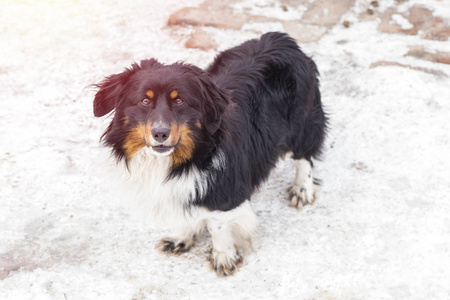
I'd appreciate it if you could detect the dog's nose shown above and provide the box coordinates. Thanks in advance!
[152,127,170,143]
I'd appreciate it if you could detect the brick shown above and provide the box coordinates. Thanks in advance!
[168,7,247,30]
[283,21,328,43]
[406,46,450,65]
[378,8,418,35]
[185,28,218,51]
[378,5,450,41]
[423,18,450,41]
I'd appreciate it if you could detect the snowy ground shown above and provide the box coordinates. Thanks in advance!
[1,0,450,299]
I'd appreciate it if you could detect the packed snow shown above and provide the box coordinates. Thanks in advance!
[1,0,449,299]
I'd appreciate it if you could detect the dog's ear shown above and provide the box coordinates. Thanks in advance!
[197,75,231,134]
[93,72,127,117]
[93,59,160,117]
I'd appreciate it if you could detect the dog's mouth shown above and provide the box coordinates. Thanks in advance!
[148,138,181,156]
[152,144,174,153]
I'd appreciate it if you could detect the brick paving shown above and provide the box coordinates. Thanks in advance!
[167,0,450,66]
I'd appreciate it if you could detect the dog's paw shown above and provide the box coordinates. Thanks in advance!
[210,249,243,277]
[156,238,192,255]
[289,182,316,209]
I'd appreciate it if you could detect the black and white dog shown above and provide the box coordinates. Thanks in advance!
[93,32,327,276]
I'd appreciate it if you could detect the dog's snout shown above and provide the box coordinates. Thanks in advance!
[152,127,170,143]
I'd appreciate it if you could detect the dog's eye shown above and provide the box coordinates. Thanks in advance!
[173,98,184,106]
[141,98,151,105]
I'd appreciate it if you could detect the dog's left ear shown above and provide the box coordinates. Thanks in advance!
[197,75,231,134]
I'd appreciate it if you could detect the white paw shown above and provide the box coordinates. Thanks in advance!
[289,182,317,209]
[210,249,243,277]
[290,158,318,209]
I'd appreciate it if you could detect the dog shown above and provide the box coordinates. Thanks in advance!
[93,32,327,276]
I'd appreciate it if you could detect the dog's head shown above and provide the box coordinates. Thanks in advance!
[94,59,230,166]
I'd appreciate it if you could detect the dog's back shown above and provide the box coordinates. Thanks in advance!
[208,32,325,158]
[199,32,326,209]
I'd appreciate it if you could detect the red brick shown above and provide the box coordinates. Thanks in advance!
[185,28,218,51]
[168,7,247,30]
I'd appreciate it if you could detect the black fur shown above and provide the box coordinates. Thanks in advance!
[94,32,327,212]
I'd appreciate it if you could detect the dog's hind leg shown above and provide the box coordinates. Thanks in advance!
[289,158,318,209]
[289,87,326,209]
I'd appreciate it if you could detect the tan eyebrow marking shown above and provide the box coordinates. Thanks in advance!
[170,90,178,99]
[146,90,154,99]
[123,115,130,126]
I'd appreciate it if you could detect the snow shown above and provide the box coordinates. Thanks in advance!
[391,14,414,30]
[232,0,308,21]
[1,0,450,299]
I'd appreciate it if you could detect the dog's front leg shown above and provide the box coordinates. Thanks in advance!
[206,201,258,277]
[156,227,196,255]
[208,221,243,276]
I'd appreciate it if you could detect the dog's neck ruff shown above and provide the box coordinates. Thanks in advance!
[118,147,208,227]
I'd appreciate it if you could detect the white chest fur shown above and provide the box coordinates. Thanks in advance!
[114,147,208,228]
[106,147,259,272]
